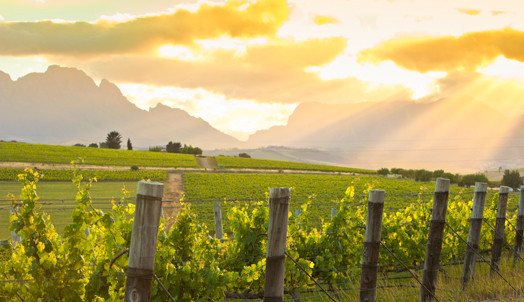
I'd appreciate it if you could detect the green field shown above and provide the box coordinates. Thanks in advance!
[183,172,472,208]
[0,142,377,173]
[0,168,167,181]
[215,155,376,173]
[0,142,198,167]
[0,181,139,240]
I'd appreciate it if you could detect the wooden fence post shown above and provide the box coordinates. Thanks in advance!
[420,178,450,302]
[461,182,487,287]
[264,188,291,302]
[490,186,510,274]
[213,203,224,240]
[124,181,164,302]
[360,189,385,302]
[331,207,337,219]
[514,185,524,265]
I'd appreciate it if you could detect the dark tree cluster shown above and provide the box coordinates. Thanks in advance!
[165,141,202,155]
[104,131,122,149]
[502,169,523,189]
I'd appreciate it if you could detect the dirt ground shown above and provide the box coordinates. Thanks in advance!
[162,172,185,230]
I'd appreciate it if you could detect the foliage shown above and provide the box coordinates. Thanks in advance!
[74,143,86,147]
[238,153,251,158]
[148,146,163,152]
[0,169,521,301]
[0,168,165,181]
[166,141,182,153]
[126,139,132,151]
[414,169,433,181]
[180,144,203,155]
[88,143,98,148]
[215,156,376,174]
[502,169,523,189]
[377,168,389,176]
[105,131,122,149]
[459,173,489,187]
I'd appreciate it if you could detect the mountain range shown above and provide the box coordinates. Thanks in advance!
[0,65,240,149]
[1,65,523,172]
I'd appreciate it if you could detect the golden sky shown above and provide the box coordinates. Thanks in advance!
[1,0,524,140]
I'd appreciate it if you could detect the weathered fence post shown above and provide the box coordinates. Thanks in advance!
[331,207,337,219]
[461,182,487,287]
[124,181,164,302]
[490,186,510,274]
[514,185,524,265]
[264,188,291,302]
[420,178,450,302]
[213,203,224,240]
[360,189,385,302]
[9,206,21,245]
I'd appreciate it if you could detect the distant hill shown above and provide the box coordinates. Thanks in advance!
[247,97,524,171]
[0,65,241,149]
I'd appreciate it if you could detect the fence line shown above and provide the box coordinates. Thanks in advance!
[3,180,524,301]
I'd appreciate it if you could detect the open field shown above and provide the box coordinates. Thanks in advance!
[2,173,521,240]
[0,181,139,239]
[485,167,524,181]
[0,142,377,173]
[0,142,198,167]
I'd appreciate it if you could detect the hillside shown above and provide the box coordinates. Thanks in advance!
[247,97,524,171]
[0,66,240,149]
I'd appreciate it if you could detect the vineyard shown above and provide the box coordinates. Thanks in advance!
[214,156,375,174]
[1,169,524,301]
[0,142,376,173]
[0,142,197,168]
[0,168,166,181]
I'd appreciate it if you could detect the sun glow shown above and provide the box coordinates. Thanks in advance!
[306,56,446,99]
[118,83,297,141]
[196,37,268,55]
[478,56,524,82]
[158,45,199,60]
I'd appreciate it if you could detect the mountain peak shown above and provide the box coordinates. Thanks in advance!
[0,71,12,82]
[0,66,241,149]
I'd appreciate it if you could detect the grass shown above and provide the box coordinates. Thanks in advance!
[0,142,198,168]
[0,181,140,240]
[0,168,167,181]
[215,155,376,174]
[286,255,524,301]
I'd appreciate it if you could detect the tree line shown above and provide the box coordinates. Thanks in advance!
[378,167,523,189]
[74,131,203,155]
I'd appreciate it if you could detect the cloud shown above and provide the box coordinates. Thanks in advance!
[358,28,524,73]
[71,37,401,105]
[0,0,289,56]
[458,9,480,16]
[314,15,339,25]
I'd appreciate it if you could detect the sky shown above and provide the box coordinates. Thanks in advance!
[1,0,524,140]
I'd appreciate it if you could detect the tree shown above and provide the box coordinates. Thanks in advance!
[105,131,122,149]
[238,153,251,158]
[377,168,389,176]
[180,144,202,155]
[127,138,133,151]
[414,169,432,181]
[166,141,182,153]
[88,143,98,148]
[459,173,488,187]
[502,169,523,189]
